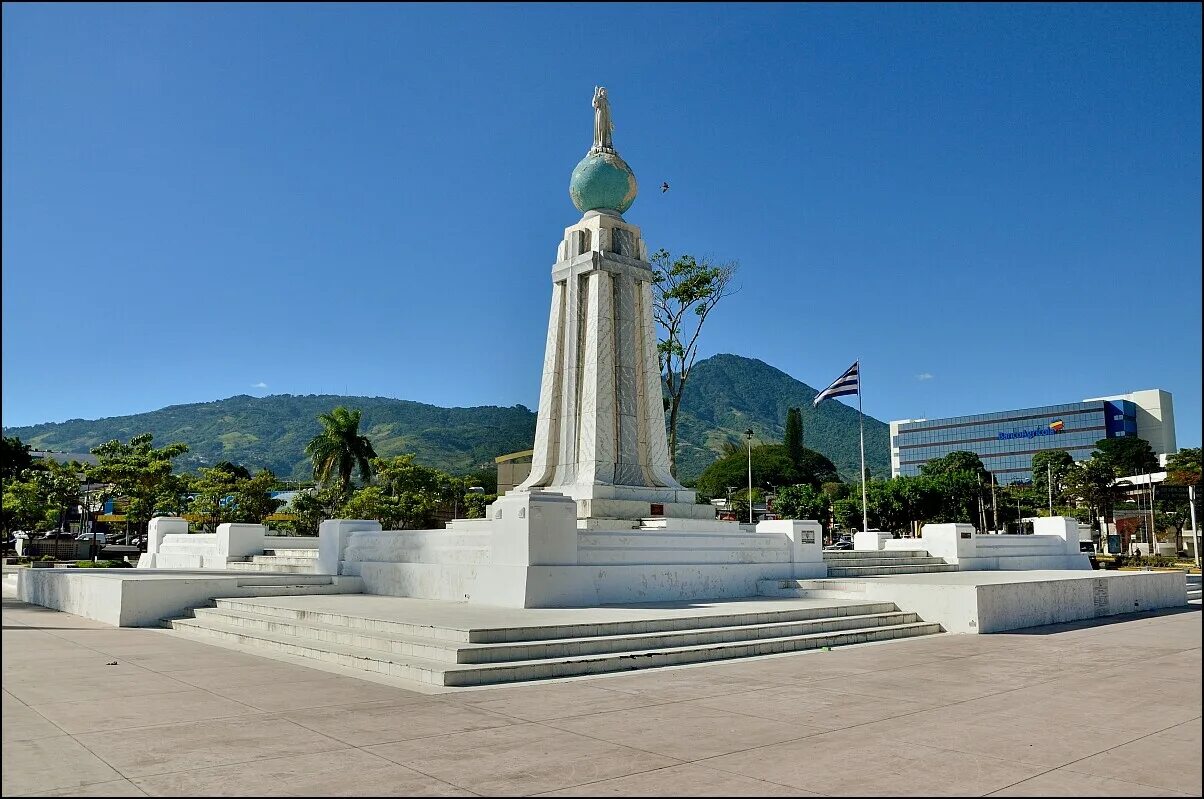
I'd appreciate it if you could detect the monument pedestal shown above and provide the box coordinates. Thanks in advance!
[515,208,699,521]
[854,529,894,551]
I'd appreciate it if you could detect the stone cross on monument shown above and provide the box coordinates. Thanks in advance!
[516,88,713,524]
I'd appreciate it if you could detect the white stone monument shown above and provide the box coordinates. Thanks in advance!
[515,104,712,523]
[318,88,826,606]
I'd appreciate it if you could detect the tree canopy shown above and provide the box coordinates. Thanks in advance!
[305,406,377,497]
[1165,447,1201,487]
[1091,437,1158,477]
[695,443,838,501]
[651,248,738,476]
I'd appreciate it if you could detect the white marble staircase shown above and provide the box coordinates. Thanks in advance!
[225,548,320,574]
[1187,574,1201,604]
[163,596,943,686]
[823,548,957,578]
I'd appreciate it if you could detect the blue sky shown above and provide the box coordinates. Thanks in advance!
[3,3,1200,447]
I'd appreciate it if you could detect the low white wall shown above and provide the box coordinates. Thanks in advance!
[324,492,828,607]
[857,571,1187,634]
[139,523,317,570]
[16,568,364,627]
[895,518,1091,571]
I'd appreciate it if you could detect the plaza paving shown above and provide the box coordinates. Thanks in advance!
[2,594,1200,797]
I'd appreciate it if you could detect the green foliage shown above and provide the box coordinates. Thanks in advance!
[86,434,189,533]
[191,464,284,529]
[774,483,827,521]
[1064,458,1118,521]
[461,493,497,519]
[1031,450,1075,506]
[1092,437,1158,477]
[1,436,35,481]
[695,444,838,501]
[277,485,345,536]
[2,475,57,533]
[919,451,990,482]
[783,408,803,466]
[651,249,739,475]
[305,407,377,494]
[1165,447,1202,487]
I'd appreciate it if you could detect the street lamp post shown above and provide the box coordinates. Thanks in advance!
[744,429,754,525]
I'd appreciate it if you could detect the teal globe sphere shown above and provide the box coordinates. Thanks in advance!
[569,151,638,214]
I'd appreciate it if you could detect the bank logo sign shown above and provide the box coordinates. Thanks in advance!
[999,419,1065,441]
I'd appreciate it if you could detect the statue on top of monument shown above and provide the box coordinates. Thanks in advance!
[591,86,615,154]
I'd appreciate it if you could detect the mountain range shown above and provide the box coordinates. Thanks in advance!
[4,354,890,484]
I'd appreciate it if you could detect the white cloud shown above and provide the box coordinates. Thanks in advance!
[252,382,268,389]
[916,373,933,381]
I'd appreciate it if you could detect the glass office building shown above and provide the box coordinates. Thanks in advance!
[889,390,1176,484]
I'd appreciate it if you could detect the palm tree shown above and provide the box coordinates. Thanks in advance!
[305,407,377,498]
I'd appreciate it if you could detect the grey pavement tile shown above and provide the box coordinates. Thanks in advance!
[702,726,1048,796]
[29,688,256,734]
[93,648,278,673]
[22,778,150,796]
[2,670,194,705]
[587,669,784,702]
[533,763,818,796]
[206,675,416,712]
[281,697,515,746]
[866,703,1148,768]
[949,685,1203,738]
[130,748,473,797]
[988,767,1195,796]
[165,661,350,690]
[1065,719,1204,796]
[2,698,65,742]
[696,683,939,730]
[546,699,819,760]
[73,715,351,778]
[365,721,679,796]
[808,669,1018,704]
[451,681,667,721]
[1,736,121,796]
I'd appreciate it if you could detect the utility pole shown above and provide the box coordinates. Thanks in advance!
[1147,470,1157,556]
[1047,462,1054,515]
[1189,484,1199,568]
[991,473,999,532]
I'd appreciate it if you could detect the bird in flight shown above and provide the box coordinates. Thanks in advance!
[661,182,670,193]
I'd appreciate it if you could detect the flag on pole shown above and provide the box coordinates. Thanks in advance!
[813,361,860,406]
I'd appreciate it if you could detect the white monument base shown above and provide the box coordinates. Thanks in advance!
[888,518,1091,570]
[854,529,894,551]
[323,491,827,608]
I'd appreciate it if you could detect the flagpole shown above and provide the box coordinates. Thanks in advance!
[857,360,868,534]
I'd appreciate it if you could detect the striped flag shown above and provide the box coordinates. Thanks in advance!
[813,361,859,406]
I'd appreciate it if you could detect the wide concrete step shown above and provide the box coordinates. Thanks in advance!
[758,579,870,599]
[263,548,319,558]
[820,557,948,568]
[224,562,321,574]
[209,597,900,643]
[823,549,931,560]
[165,616,943,686]
[183,606,920,664]
[249,555,319,566]
[826,564,959,578]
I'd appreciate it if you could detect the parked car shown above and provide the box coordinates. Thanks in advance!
[825,535,855,551]
[76,532,109,544]
[40,530,75,539]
